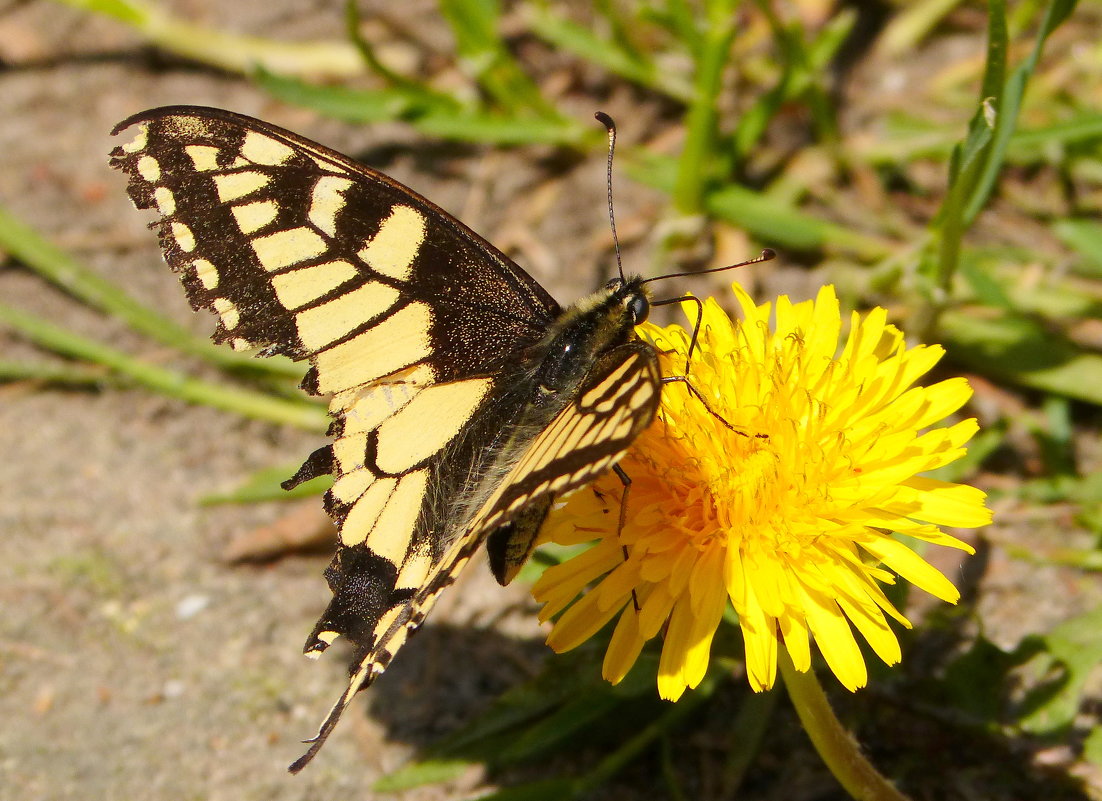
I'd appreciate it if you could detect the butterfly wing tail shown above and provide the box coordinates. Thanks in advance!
[289,602,414,773]
[288,683,355,773]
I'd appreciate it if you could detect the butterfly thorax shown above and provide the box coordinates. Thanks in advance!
[529,275,651,397]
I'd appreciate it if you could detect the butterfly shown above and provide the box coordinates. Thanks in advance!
[110,106,767,771]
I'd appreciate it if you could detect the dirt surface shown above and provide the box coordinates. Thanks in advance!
[2,3,1100,801]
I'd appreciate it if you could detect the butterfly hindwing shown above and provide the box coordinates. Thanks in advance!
[483,342,661,584]
[289,341,661,772]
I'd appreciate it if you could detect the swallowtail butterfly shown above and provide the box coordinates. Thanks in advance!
[110,106,761,771]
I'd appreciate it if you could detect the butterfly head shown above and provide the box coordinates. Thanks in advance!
[605,275,651,327]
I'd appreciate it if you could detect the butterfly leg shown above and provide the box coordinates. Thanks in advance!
[611,464,642,612]
[661,374,769,441]
[652,294,705,365]
[653,294,763,437]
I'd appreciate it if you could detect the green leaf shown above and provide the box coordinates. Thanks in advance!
[60,0,145,25]
[200,465,330,505]
[926,0,1005,293]
[414,111,586,146]
[1053,218,1102,278]
[941,309,1102,406]
[0,359,122,388]
[964,0,1081,221]
[439,0,555,116]
[257,68,584,146]
[473,779,582,801]
[671,2,737,215]
[704,184,888,257]
[626,151,889,257]
[56,0,362,78]
[1009,113,1102,156]
[525,7,691,101]
[1019,607,1102,735]
[0,304,327,430]
[942,636,1034,728]
[1083,726,1102,767]
[255,68,425,122]
[372,758,475,792]
[495,692,625,763]
[434,649,629,758]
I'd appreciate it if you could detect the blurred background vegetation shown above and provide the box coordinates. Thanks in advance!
[1,0,1100,799]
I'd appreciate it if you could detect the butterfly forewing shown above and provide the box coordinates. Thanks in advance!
[109,106,560,374]
[110,106,665,772]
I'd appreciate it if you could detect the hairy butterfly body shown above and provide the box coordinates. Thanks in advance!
[110,106,662,771]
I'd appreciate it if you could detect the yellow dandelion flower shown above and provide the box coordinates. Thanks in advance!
[532,284,992,701]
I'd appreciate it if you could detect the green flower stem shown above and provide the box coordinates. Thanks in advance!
[779,650,912,801]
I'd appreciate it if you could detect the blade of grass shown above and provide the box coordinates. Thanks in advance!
[55,0,362,78]
[719,689,779,797]
[201,464,330,504]
[1006,113,1102,157]
[963,0,1080,222]
[928,0,1007,297]
[1053,219,1102,278]
[414,110,587,146]
[732,7,852,160]
[575,678,713,795]
[524,5,693,101]
[627,150,891,257]
[495,692,624,763]
[257,69,586,146]
[641,0,702,57]
[0,304,327,430]
[468,679,714,800]
[705,184,891,258]
[0,359,123,388]
[255,68,428,122]
[593,0,657,77]
[0,206,302,380]
[473,779,581,801]
[856,111,1102,167]
[876,0,966,58]
[671,0,737,216]
[752,2,848,150]
[343,0,447,100]
[373,759,477,793]
[439,0,559,118]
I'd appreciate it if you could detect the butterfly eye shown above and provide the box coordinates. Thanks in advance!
[628,294,650,324]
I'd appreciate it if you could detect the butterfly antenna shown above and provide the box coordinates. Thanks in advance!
[642,248,777,287]
[595,111,626,282]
